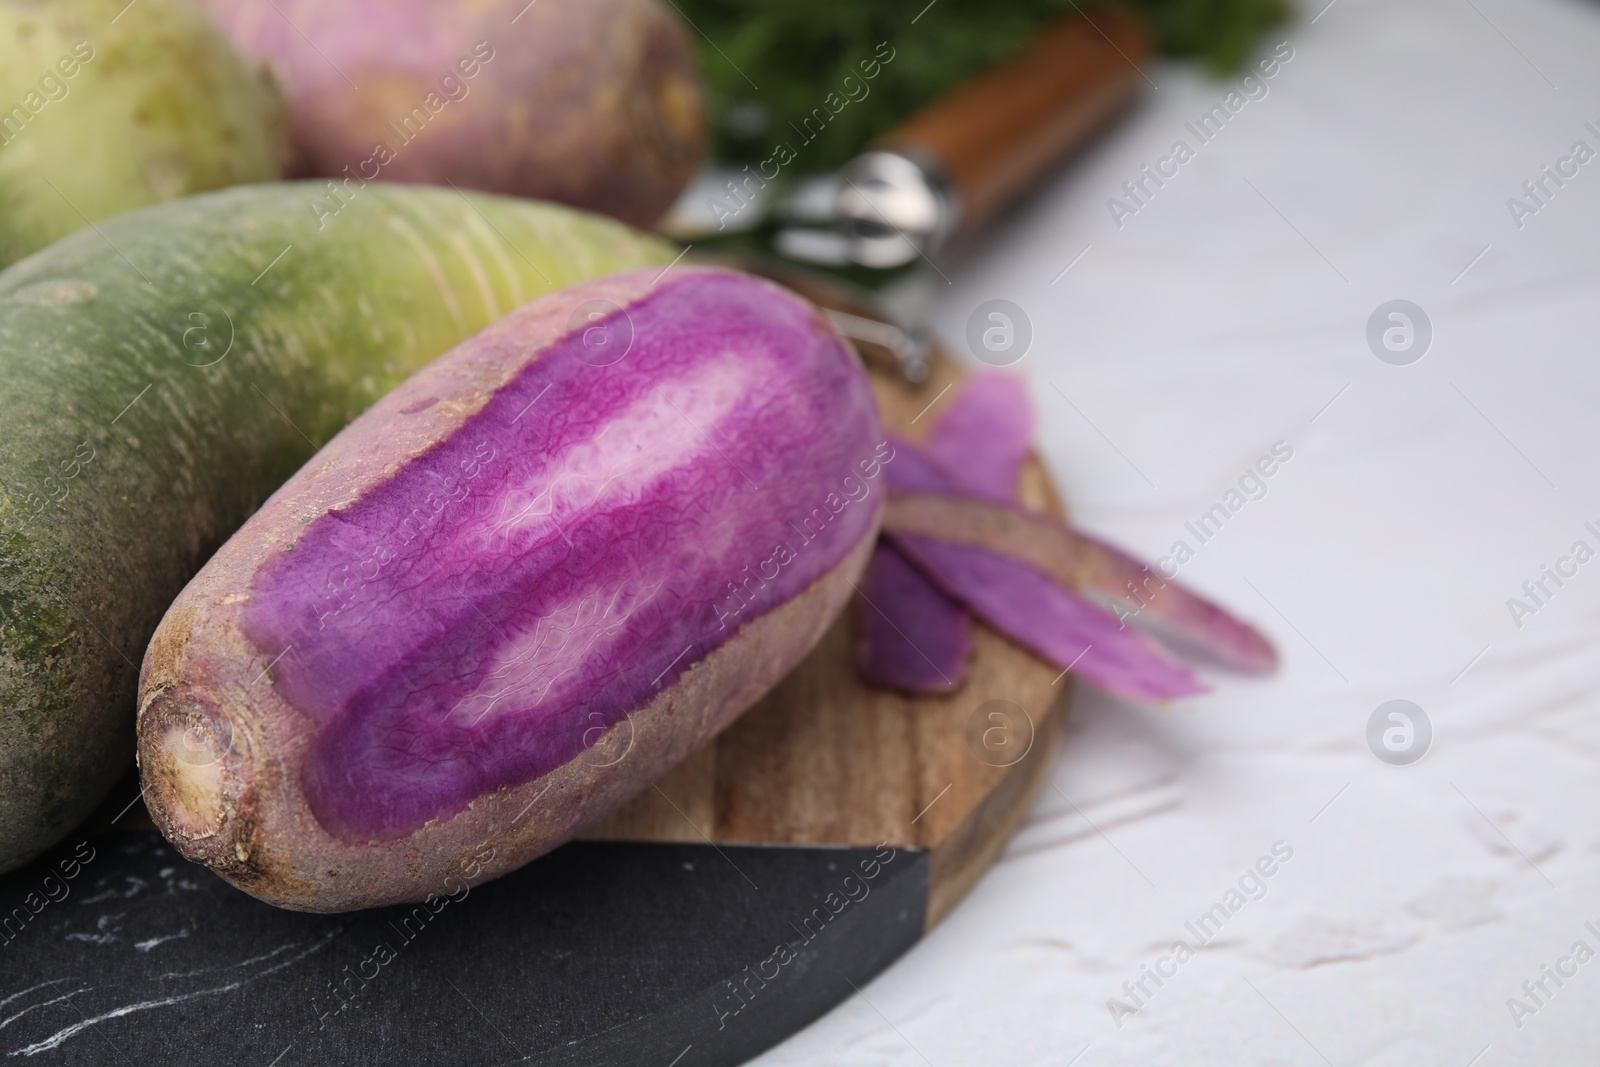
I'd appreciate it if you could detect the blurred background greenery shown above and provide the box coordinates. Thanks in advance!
[674,0,1291,169]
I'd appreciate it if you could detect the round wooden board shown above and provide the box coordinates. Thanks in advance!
[0,349,1071,1067]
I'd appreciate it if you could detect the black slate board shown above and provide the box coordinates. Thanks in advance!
[0,831,927,1066]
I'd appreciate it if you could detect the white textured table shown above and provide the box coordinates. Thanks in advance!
[755,0,1600,1063]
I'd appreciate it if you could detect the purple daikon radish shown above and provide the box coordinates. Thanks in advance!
[137,266,887,911]
[199,0,706,227]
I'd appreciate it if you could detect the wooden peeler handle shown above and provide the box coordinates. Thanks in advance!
[877,6,1151,236]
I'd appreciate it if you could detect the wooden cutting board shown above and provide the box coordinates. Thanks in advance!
[0,350,1071,1067]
